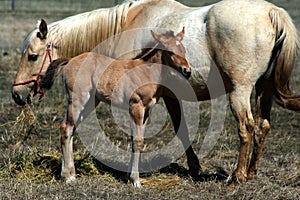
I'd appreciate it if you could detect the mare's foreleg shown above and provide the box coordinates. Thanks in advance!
[248,79,272,179]
[163,96,201,176]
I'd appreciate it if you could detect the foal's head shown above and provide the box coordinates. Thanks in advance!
[151,27,191,79]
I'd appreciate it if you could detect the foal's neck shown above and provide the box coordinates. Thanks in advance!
[134,42,165,65]
[141,50,163,64]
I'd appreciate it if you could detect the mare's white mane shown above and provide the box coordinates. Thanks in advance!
[22,1,134,57]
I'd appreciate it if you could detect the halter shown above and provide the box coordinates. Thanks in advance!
[12,44,52,99]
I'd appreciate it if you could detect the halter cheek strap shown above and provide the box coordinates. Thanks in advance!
[12,44,52,99]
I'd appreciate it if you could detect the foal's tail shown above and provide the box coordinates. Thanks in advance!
[268,7,300,112]
[41,58,70,90]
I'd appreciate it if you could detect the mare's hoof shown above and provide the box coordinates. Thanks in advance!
[227,181,238,190]
[247,170,256,180]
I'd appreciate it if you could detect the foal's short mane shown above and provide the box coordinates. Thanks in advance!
[134,30,176,61]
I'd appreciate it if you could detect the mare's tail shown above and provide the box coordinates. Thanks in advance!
[41,58,70,90]
[269,7,300,112]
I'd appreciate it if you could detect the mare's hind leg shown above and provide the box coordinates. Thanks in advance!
[229,86,255,185]
[248,79,272,179]
[163,96,201,176]
[128,99,145,188]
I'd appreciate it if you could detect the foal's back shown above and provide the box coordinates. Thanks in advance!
[63,52,160,105]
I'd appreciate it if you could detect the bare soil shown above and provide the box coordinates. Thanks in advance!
[0,0,299,199]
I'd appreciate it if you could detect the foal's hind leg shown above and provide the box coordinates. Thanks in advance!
[61,105,76,182]
[248,79,272,179]
[61,89,100,183]
[163,96,201,176]
[229,86,255,185]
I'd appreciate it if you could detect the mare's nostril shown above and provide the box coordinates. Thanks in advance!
[11,91,26,105]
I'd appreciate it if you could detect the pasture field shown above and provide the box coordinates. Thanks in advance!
[0,0,299,199]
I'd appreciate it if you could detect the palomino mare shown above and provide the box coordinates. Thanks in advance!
[40,28,191,187]
[12,0,300,186]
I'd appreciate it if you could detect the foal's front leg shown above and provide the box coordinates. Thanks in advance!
[129,100,145,188]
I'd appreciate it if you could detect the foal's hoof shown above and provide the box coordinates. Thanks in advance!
[65,176,76,183]
[132,181,142,188]
[129,178,142,188]
[129,173,142,188]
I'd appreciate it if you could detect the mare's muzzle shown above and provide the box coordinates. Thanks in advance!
[11,87,31,105]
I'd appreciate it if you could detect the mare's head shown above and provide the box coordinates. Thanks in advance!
[12,19,57,105]
[151,27,191,79]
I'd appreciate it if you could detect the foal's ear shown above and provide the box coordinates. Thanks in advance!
[37,19,48,40]
[175,27,185,41]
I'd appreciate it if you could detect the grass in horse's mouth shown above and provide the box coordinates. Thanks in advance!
[13,104,37,149]
[26,93,32,104]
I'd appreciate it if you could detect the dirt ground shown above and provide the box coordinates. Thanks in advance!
[0,0,299,199]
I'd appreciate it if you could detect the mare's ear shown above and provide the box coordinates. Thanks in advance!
[175,27,185,41]
[151,30,163,43]
[37,19,48,40]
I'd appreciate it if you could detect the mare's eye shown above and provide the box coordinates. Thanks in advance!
[28,54,39,61]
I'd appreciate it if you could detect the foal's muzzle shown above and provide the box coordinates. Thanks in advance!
[180,67,191,79]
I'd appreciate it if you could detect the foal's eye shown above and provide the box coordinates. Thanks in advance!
[28,54,39,61]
